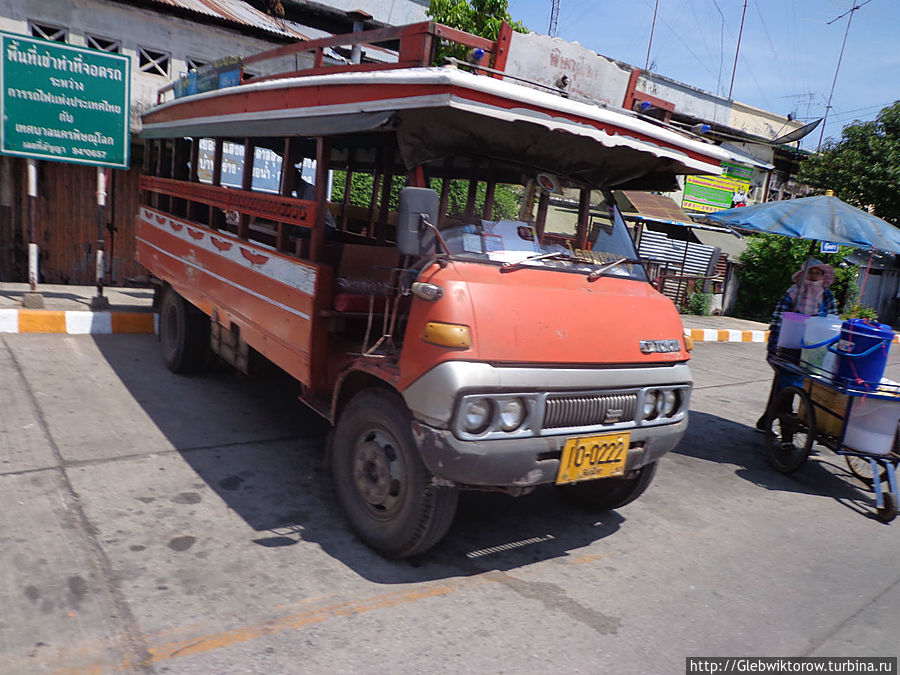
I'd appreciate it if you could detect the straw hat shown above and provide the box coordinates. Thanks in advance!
[791,259,835,287]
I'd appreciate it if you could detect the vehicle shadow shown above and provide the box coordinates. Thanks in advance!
[91,335,630,584]
[676,410,881,520]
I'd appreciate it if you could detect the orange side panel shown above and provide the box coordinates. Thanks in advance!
[136,207,326,386]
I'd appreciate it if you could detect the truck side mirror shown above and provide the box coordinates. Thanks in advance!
[396,187,439,256]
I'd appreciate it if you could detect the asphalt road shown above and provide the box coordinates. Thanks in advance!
[1,335,898,674]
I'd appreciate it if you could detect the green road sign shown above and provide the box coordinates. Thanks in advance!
[1,32,130,168]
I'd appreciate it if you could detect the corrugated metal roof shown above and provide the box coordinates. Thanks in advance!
[619,190,693,223]
[145,0,314,40]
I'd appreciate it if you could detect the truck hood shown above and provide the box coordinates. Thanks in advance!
[402,260,688,386]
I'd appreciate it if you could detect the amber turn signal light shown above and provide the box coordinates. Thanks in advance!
[422,322,471,349]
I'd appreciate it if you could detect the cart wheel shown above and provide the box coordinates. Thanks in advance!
[876,491,898,524]
[765,386,815,474]
[846,456,889,486]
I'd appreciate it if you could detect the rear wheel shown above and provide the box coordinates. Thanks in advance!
[331,389,458,558]
[556,461,658,511]
[159,287,210,373]
[764,386,815,474]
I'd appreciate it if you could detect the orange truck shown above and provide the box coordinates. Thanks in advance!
[136,22,725,557]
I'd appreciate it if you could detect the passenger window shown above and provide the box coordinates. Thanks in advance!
[250,147,283,194]
[220,141,244,189]
[197,138,215,184]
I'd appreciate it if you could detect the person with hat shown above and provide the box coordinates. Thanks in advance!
[755,259,838,430]
[766,259,837,358]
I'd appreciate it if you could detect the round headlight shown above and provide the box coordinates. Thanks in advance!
[642,390,659,420]
[497,397,526,431]
[659,390,679,417]
[462,398,493,434]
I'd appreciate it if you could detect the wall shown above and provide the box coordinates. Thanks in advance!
[636,72,731,126]
[729,100,804,142]
[505,31,633,107]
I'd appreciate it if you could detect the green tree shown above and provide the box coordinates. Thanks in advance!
[330,173,521,221]
[736,234,858,321]
[426,0,527,64]
[798,101,900,224]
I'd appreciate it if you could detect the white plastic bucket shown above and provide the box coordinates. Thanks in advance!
[800,315,842,373]
[777,312,808,363]
[843,393,900,455]
[777,312,808,349]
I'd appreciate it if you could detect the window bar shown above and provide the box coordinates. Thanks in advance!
[238,139,253,239]
[376,141,395,244]
[210,139,224,230]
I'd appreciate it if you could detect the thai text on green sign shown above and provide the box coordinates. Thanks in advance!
[682,162,753,213]
[1,32,130,168]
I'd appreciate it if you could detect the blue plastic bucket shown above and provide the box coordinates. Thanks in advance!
[830,319,894,384]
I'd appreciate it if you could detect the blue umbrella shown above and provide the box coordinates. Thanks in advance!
[703,195,900,254]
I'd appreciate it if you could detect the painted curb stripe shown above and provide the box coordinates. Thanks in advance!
[686,328,769,343]
[685,328,900,344]
[0,311,157,334]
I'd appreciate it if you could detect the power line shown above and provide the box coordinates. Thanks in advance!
[645,0,659,70]
[728,0,748,99]
[817,0,873,150]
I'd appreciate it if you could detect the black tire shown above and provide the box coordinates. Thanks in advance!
[331,389,458,558]
[764,386,815,474]
[876,491,898,524]
[556,461,658,511]
[159,287,210,374]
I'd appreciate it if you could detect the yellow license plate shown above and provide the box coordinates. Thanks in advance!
[555,432,630,485]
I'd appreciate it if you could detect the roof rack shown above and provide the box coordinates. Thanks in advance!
[157,21,513,104]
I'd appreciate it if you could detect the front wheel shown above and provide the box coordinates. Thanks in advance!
[331,389,458,558]
[555,461,658,511]
[764,386,815,474]
[846,456,888,486]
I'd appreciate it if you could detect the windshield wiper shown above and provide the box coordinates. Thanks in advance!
[587,257,642,281]
[500,251,586,272]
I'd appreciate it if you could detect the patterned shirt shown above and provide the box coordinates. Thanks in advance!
[767,288,837,357]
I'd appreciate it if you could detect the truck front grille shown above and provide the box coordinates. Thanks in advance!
[542,393,637,430]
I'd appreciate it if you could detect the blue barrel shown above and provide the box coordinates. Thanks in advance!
[831,319,894,383]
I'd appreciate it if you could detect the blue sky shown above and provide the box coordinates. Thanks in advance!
[506,0,898,149]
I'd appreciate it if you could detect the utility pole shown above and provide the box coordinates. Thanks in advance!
[728,0,748,99]
[645,0,659,70]
[817,0,871,150]
[549,0,560,37]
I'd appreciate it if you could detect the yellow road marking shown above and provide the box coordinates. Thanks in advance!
[19,309,66,333]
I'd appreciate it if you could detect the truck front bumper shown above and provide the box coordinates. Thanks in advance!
[411,415,688,488]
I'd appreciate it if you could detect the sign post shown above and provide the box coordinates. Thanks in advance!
[0,32,130,305]
[92,167,110,309]
[25,158,40,307]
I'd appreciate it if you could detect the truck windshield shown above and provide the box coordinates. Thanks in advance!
[439,202,648,282]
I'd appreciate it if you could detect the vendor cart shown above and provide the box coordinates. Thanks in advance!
[763,355,900,523]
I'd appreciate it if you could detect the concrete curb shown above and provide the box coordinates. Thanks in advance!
[685,328,769,343]
[0,309,158,335]
[685,327,900,344]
